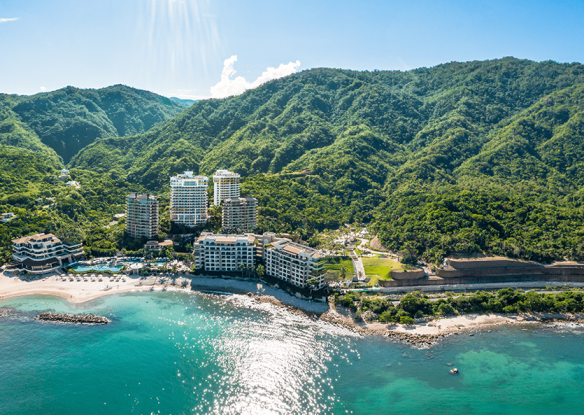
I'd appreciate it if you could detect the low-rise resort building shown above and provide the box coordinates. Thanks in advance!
[264,239,325,289]
[193,233,256,272]
[11,233,84,274]
[144,240,174,252]
[193,232,325,289]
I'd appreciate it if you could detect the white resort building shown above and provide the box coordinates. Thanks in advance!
[126,193,159,239]
[11,233,84,274]
[264,239,325,289]
[213,170,240,206]
[170,172,208,227]
[222,196,258,231]
[192,231,326,289]
[193,233,256,272]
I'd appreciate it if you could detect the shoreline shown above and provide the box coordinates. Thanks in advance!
[0,272,192,304]
[2,272,584,348]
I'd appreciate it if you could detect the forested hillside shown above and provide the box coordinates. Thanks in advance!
[0,85,187,163]
[4,57,584,264]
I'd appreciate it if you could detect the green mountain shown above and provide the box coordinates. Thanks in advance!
[1,85,187,163]
[6,57,584,264]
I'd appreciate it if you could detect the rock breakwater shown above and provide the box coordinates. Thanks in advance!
[36,313,110,325]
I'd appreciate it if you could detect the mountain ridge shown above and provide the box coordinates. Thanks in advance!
[4,57,584,263]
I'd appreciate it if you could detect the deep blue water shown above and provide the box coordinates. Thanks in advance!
[1,292,583,414]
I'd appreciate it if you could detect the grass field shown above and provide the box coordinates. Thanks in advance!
[323,257,355,279]
[362,256,403,286]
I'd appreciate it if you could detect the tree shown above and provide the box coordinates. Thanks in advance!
[256,264,265,280]
[238,263,246,277]
[340,266,347,279]
[306,277,320,293]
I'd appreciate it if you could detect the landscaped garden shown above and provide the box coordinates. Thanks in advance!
[323,257,355,281]
[362,255,404,286]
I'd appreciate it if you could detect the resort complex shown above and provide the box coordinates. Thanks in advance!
[4,167,324,289]
[213,169,240,206]
[170,172,209,227]
[126,193,159,239]
[10,233,84,274]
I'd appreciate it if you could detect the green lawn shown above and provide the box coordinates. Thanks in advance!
[323,257,355,279]
[362,256,403,286]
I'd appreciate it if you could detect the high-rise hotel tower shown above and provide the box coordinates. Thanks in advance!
[213,170,240,206]
[126,193,159,239]
[170,171,209,227]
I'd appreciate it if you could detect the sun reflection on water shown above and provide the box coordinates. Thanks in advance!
[173,293,356,414]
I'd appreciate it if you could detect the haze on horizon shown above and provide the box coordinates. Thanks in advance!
[1,0,583,99]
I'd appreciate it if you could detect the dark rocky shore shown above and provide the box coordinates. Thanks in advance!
[36,313,110,325]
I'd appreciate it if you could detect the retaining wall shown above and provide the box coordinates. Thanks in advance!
[437,266,584,279]
[447,258,540,269]
[390,270,425,280]
[379,272,584,288]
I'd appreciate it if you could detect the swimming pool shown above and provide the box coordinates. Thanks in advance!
[68,265,123,273]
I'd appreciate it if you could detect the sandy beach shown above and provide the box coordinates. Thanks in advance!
[364,314,516,335]
[0,271,329,313]
[0,271,192,304]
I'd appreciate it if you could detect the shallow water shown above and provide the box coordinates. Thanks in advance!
[1,292,583,414]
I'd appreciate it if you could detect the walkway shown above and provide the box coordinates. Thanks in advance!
[347,248,366,281]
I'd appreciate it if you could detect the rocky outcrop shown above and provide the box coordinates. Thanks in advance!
[369,236,388,251]
[36,313,110,325]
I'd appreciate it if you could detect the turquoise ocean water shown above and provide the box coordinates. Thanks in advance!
[1,291,584,415]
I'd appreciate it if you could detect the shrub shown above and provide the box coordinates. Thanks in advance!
[414,310,424,319]
[436,303,457,316]
[400,316,414,325]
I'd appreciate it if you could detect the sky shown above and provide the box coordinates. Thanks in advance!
[1,0,583,99]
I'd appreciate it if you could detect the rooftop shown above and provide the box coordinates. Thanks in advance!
[224,196,257,203]
[12,233,61,244]
[269,239,322,259]
[197,233,255,244]
[127,192,157,200]
[213,169,240,179]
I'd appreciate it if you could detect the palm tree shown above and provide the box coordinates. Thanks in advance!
[238,263,246,277]
[306,277,319,295]
[340,266,347,280]
[256,264,265,281]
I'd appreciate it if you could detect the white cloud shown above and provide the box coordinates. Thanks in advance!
[40,87,47,92]
[0,18,19,23]
[209,55,300,99]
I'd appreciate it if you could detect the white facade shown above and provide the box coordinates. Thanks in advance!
[170,172,208,227]
[264,240,325,289]
[193,233,256,271]
[11,233,84,274]
[213,170,240,206]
